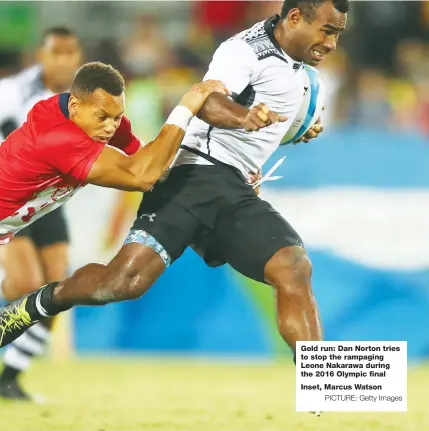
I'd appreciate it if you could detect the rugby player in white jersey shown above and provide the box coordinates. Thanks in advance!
[0,27,81,400]
[0,0,349,393]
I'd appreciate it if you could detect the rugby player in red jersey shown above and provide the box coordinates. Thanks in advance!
[0,61,229,246]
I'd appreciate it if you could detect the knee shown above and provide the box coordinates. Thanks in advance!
[90,263,149,304]
[265,246,312,292]
[116,267,148,301]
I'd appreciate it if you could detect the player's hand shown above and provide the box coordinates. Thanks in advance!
[247,170,262,195]
[241,103,287,132]
[294,115,325,144]
[180,80,230,115]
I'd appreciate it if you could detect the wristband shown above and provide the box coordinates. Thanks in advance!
[165,106,194,131]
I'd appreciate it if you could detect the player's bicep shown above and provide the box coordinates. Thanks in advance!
[204,39,258,96]
[86,145,140,191]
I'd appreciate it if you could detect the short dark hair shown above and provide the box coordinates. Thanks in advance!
[281,0,349,22]
[70,62,125,98]
[42,26,77,45]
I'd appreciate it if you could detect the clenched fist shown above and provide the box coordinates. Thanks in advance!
[240,103,287,132]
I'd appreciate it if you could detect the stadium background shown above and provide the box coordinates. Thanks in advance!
[1,0,428,361]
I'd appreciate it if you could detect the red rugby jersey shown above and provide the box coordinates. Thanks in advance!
[0,93,140,239]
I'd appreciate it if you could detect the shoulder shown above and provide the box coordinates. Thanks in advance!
[0,65,41,95]
[229,18,288,64]
[230,20,274,60]
[15,65,42,85]
[211,35,259,70]
[0,73,20,101]
[0,65,43,114]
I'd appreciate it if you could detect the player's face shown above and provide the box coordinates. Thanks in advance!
[69,89,125,143]
[39,35,81,92]
[287,2,346,66]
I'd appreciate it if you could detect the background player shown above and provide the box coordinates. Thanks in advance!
[0,26,81,401]
[0,0,348,373]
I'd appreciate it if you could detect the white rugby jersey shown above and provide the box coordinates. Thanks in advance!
[176,16,307,178]
[0,65,53,141]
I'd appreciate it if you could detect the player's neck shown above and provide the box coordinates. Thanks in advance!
[273,23,301,63]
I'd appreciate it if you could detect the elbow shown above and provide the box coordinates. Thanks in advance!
[133,171,161,193]
[128,159,166,192]
[130,176,155,193]
[139,181,155,193]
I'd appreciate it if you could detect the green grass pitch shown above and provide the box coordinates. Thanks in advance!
[1,358,428,431]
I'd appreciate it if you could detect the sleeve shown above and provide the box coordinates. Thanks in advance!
[39,126,105,183]
[203,38,260,96]
[108,115,141,156]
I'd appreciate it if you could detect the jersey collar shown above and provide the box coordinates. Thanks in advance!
[265,15,304,70]
[59,93,70,119]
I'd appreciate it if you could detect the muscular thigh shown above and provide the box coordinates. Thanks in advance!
[126,173,204,265]
[210,198,303,283]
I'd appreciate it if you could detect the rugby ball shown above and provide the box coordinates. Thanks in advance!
[280,65,325,145]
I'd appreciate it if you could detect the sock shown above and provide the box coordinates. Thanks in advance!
[0,322,50,382]
[24,282,70,321]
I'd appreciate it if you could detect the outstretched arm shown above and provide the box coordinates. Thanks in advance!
[86,80,229,192]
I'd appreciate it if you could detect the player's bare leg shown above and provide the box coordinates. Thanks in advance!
[54,243,164,306]
[264,245,323,359]
[36,241,69,332]
[0,243,165,347]
[0,238,43,398]
[1,238,43,301]
[0,240,69,400]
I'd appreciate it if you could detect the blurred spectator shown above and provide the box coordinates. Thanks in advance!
[395,39,429,86]
[417,82,429,137]
[193,1,253,43]
[318,48,349,128]
[1,2,428,136]
[388,76,419,133]
[90,38,127,79]
[122,15,171,78]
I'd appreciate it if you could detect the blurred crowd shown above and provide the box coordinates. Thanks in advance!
[0,1,428,140]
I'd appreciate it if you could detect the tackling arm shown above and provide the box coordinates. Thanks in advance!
[86,124,185,192]
[85,80,229,192]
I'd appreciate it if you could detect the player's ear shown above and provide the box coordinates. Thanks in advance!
[288,8,303,28]
[68,95,79,117]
